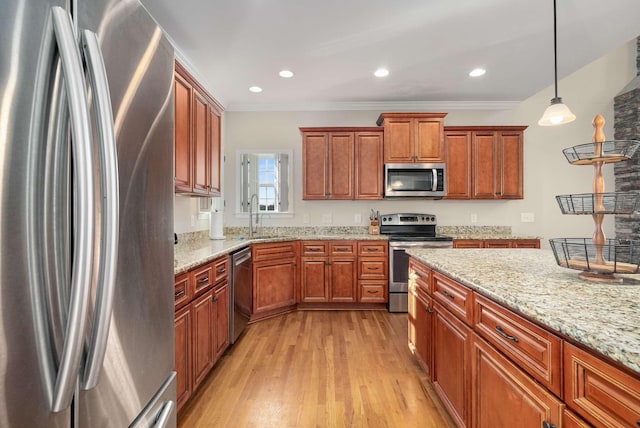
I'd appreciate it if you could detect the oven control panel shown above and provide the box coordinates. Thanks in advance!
[379,213,436,225]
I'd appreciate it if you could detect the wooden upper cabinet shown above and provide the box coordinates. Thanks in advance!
[354,131,383,199]
[192,90,209,195]
[301,127,382,200]
[328,132,354,200]
[208,107,221,195]
[444,130,472,199]
[376,113,447,163]
[174,61,223,196]
[444,126,526,200]
[302,132,328,200]
[174,72,192,193]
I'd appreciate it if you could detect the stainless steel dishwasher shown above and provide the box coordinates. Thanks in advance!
[230,246,252,344]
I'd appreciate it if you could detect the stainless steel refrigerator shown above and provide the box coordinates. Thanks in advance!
[0,0,176,426]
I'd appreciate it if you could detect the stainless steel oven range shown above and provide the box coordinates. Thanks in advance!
[380,213,453,312]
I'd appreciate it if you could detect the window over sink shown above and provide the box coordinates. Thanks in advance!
[236,150,293,216]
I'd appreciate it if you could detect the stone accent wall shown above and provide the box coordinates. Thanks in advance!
[613,37,640,241]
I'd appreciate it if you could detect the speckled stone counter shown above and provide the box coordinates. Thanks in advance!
[436,225,540,240]
[175,231,387,275]
[406,248,640,374]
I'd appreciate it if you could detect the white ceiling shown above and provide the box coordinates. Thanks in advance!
[140,0,640,111]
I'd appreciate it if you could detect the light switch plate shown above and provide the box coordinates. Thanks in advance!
[470,213,478,223]
[354,213,362,224]
[521,212,535,223]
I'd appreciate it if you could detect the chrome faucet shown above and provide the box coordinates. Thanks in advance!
[248,193,259,237]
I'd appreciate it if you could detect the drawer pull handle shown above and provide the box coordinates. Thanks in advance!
[367,267,378,270]
[335,247,349,251]
[495,325,519,343]
[441,290,455,299]
[367,290,379,294]
[197,277,209,283]
[366,247,377,251]
[426,307,434,314]
[309,248,321,251]
[175,289,185,298]
[216,267,226,273]
[542,422,556,428]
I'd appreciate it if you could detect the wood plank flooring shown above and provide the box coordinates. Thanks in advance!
[178,310,455,427]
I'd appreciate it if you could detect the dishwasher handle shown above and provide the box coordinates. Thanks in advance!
[233,248,252,266]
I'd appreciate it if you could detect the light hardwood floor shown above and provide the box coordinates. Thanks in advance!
[178,310,455,427]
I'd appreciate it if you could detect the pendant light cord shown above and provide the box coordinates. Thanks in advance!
[553,0,558,99]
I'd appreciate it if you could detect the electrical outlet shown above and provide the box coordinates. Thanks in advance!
[470,213,478,223]
[354,213,362,224]
[190,214,196,227]
[303,213,310,224]
[322,213,332,224]
[521,212,535,223]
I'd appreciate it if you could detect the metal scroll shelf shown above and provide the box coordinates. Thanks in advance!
[550,115,640,283]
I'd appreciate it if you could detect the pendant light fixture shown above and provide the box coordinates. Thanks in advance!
[538,0,576,126]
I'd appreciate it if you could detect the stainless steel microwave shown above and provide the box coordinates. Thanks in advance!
[384,163,446,198]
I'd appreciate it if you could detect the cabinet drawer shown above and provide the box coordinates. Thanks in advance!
[358,258,387,279]
[192,261,215,295]
[357,241,388,256]
[329,241,356,256]
[432,272,473,325]
[213,256,229,284]
[453,239,483,248]
[409,259,431,295]
[301,241,328,257]
[511,239,540,249]
[359,281,387,303]
[474,294,562,396]
[563,342,640,427]
[253,241,298,261]
[483,240,511,248]
[174,272,191,309]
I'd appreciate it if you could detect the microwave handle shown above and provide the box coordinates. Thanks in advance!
[432,169,437,191]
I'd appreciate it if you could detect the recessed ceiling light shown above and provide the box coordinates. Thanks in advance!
[279,70,294,78]
[469,68,486,77]
[249,86,263,93]
[374,68,389,78]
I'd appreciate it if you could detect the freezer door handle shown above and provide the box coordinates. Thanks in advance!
[153,401,176,428]
[79,29,120,391]
[40,7,96,413]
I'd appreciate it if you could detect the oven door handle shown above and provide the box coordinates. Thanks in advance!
[390,241,453,249]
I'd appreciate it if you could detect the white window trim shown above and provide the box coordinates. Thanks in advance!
[234,149,294,218]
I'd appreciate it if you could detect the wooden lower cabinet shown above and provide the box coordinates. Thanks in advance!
[252,242,298,319]
[174,305,192,411]
[408,289,434,379]
[192,290,215,389]
[300,258,328,302]
[213,282,230,361]
[563,342,640,427]
[471,335,564,428]
[453,239,540,249]
[433,301,472,428]
[300,257,356,303]
[562,409,591,428]
[329,258,357,302]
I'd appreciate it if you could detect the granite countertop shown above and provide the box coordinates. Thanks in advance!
[444,233,541,240]
[174,233,387,274]
[406,248,640,374]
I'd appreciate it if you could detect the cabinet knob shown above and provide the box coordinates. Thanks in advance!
[212,296,218,302]
[426,307,434,314]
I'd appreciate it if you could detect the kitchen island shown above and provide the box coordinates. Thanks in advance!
[406,248,640,427]
[406,248,639,373]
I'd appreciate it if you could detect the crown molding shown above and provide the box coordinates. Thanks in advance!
[225,100,521,112]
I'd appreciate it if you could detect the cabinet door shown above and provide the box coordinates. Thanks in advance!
[174,72,192,192]
[445,130,471,199]
[498,131,523,199]
[192,90,209,195]
[192,290,214,389]
[253,258,297,313]
[354,131,383,199]
[328,132,354,199]
[208,106,221,195]
[302,133,328,199]
[329,258,356,302]
[384,118,414,162]
[213,282,229,361]
[409,291,434,379]
[471,334,564,428]
[433,302,472,428]
[472,131,499,199]
[174,305,192,412]
[415,117,445,162]
[300,258,328,302]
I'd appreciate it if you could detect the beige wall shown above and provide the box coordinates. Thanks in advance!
[175,39,638,248]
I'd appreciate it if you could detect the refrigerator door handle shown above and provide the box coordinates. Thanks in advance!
[45,6,96,413]
[152,401,176,428]
[79,29,120,391]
